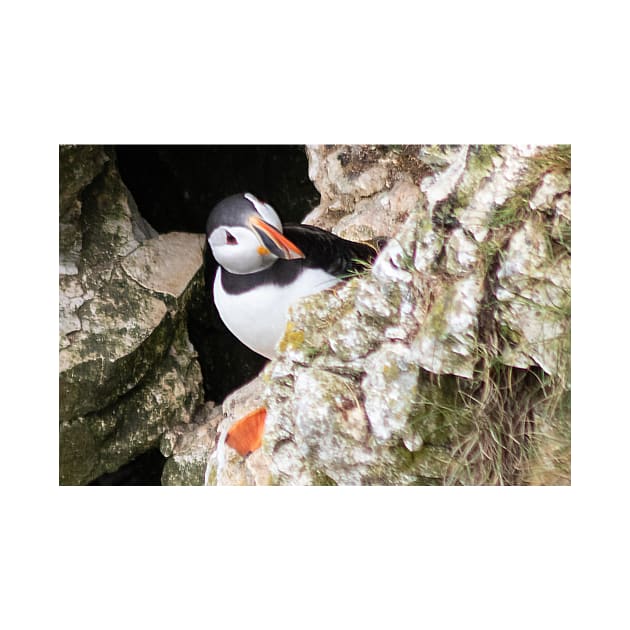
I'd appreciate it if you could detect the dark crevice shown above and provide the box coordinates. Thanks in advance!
[88,448,166,485]
[114,145,319,233]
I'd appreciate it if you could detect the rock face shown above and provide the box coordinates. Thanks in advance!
[206,144,571,486]
[59,146,205,485]
[161,401,222,486]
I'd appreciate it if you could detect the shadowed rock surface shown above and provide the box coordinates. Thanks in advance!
[59,147,204,485]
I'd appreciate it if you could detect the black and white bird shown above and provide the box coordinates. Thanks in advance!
[205,192,378,360]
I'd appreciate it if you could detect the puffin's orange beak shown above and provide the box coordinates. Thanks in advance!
[250,215,305,260]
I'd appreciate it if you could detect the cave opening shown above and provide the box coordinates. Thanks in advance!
[115,145,319,233]
[88,145,319,485]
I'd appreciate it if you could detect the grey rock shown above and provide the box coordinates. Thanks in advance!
[59,272,171,420]
[59,145,109,216]
[60,322,203,484]
[362,343,419,443]
[161,402,222,486]
[495,218,570,375]
[59,146,205,485]
[122,232,205,300]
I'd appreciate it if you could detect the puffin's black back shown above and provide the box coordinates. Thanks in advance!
[284,223,379,276]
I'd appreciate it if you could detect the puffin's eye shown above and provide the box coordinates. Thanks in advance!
[225,231,238,245]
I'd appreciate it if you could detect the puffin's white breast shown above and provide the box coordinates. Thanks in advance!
[213,266,338,359]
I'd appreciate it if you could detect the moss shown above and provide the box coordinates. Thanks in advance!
[498,322,522,346]
[59,290,174,420]
[382,361,400,381]
[454,186,472,212]
[409,445,452,479]
[386,444,451,484]
[468,144,501,175]
[488,186,537,234]
[489,196,528,230]
[406,374,471,446]
[278,321,305,353]
[422,284,453,340]
[161,452,208,486]
[59,418,99,484]
[384,280,403,312]
[310,469,338,486]
[205,466,217,486]
[476,237,503,274]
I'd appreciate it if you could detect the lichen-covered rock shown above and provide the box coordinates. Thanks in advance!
[60,325,203,484]
[207,145,571,486]
[303,145,431,233]
[495,218,570,375]
[59,272,171,420]
[59,146,205,485]
[362,343,419,445]
[332,179,422,242]
[59,145,109,217]
[161,402,222,486]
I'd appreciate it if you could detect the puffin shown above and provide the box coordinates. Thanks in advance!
[205,192,379,457]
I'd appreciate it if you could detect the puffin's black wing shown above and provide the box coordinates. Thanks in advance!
[283,224,379,277]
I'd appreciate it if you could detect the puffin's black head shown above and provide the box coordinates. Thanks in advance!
[205,193,304,275]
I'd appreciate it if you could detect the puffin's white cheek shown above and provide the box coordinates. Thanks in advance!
[208,225,278,274]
